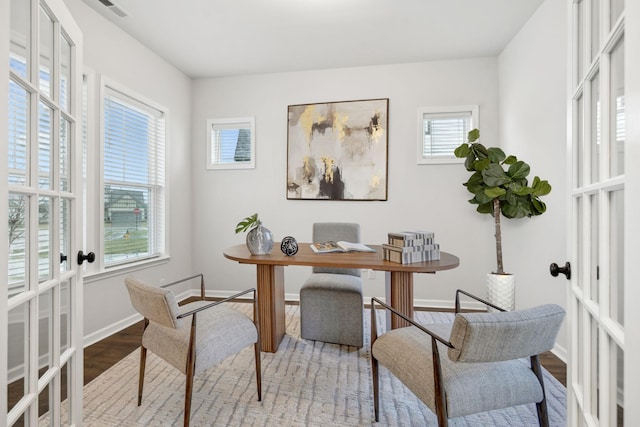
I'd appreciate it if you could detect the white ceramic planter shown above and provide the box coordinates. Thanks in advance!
[486,273,515,311]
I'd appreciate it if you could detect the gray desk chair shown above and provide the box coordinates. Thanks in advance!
[125,274,261,427]
[371,290,565,426]
[300,222,364,347]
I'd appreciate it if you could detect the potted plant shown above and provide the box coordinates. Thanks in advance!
[235,213,274,255]
[454,129,551,309]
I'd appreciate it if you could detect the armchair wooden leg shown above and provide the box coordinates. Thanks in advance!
[184,372,194,427]
[372,355,380,422]
[254,342,262,401]
[137,346,147,406]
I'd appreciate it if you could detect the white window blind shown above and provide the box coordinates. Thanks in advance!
[418,105,478,164]
[206,117,255,169]
[103,85,166,266]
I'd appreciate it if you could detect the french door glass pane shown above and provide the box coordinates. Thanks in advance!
[590,72,600,184]
[39,6,53,98]
[576,94,584,187]
[577,197,585,292]
[60,118,70,192]
[38,101,53,189]
[39,197,53,282]
[60,280,70,351]
[39,288,53,378]
[9,0,30,79]
[60,199,70,273]
[60,35,72,112]
[8,193,28,297]
[577,305,584,390]
[8,80,29,186]
[7,302,29,413]
[39,383,51,424]
[609,37,624,177]
[590,194,599,303]
[577,0,585,81]
[591,0,600,61]
[610,0,624,27]
[590,315,600,420]
[613,342,624,426]
[609,189,624,326]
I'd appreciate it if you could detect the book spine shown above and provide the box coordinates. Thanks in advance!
[387,237,434,247]
[383,248,441,264]
[382,243,439,253]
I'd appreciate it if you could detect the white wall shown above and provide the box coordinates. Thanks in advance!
[498,0,568,353]
[64,0,194,342]
[191,59,501,307]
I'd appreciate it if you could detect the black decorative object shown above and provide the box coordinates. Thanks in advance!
[281,236,298,256]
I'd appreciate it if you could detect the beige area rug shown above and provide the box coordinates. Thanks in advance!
[80,304,566,426]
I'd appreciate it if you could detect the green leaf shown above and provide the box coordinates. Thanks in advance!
[235,213,260,233]
[487,147,506,163]
[484,187,506,198]
[501,201,530,219]
[507,161,530,180]
[471,143,488,160]
[532,178,552,196]
[503,155,518,165]
[531,198,547,214]
[482,163,511,187]
[468,128,480,142]
[476,202,494,214]
[473,158,491,172]
[454,143,469,158]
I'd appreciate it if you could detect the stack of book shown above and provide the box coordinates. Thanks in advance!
[382,231,440,264]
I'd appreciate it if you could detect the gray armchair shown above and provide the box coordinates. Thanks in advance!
[371,290,565,426]
[300,222,364,347]
[124,274,261,427]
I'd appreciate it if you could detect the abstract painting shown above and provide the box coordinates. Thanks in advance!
[287,98,388,200]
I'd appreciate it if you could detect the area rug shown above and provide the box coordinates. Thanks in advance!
[80,304,566,426]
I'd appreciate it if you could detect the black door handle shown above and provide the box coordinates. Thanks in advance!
[60,253,68,264]
[550,262,571,280]
[78,251,96,265]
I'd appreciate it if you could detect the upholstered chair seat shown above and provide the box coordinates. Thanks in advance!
[125,274,261,427]
[300,222,364,347]
[371,290,565,426]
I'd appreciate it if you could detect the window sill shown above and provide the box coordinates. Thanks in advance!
[417,157,465,165]
[82,255,171,284]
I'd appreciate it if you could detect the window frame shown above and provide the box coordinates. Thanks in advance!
[82,75,169,278]
[206,117,256,170]
[417,105,479,165]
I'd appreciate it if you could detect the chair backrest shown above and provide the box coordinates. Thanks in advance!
[447,304,565,363]
[312,222,361,276]
[125,276,183,329]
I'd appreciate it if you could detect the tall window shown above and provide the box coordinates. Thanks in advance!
[102,84,166,266]
[417,105,478,164]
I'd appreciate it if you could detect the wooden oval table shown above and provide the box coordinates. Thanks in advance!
[224,243,459,352]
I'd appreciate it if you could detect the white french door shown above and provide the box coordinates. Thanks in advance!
[567,0,639,425]
[3,0,84,425]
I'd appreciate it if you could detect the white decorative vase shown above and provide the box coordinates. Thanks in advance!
[246,224,274,255]
[486,273,515,311]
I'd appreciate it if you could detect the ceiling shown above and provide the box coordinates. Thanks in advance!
[81,0,544,79]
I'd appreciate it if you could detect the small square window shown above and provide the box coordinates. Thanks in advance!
[206,117,255,170]
[417,105,478,164]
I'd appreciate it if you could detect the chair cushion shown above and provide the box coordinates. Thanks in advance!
[448,304,565,362]
[125,276,182,329]
[143,302,257,375]
[372,325,544,418]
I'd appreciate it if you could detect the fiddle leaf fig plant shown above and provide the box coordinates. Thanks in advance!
[454,129,552,275]
[235,213,261,234]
